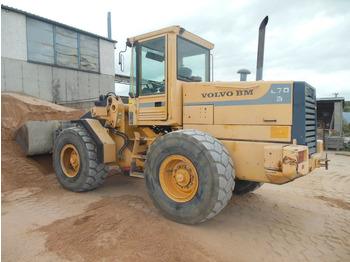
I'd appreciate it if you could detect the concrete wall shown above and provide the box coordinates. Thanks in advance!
[100,40,115,76]
[1,8,115,105]
[1,9,27,61]
[1,57,115,103]
[334,101,343,133]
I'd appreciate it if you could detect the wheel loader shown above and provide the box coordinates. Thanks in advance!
[15,19,328,224]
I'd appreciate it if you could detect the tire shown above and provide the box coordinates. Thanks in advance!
[145,129,235,224]
[53,126,109,192]
[233,180,263,195]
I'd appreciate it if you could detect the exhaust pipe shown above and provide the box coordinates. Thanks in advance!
[256,16,269,81]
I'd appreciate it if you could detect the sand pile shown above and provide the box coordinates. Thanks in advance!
[1,93,85,192]
[1,93,217,262]
[2,94,350,262]
[40,197,215,262]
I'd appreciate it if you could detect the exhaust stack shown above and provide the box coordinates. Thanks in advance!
[256,16,268,81]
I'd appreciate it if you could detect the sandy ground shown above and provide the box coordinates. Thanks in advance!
[1,93,350,262]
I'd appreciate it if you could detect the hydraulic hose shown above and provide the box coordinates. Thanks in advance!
[110,128,129,161]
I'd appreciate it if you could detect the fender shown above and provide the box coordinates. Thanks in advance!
[73,119,116,164]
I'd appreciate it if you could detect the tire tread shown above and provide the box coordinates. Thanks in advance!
[53,126,109,192]
[147,129,235,223]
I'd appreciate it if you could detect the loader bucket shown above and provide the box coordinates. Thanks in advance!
[15,120,60,156]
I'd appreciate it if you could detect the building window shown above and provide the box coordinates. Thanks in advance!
[26,17,99,72]
[56,27,78,68]
[80,34,99,71]
[26,18,54,64]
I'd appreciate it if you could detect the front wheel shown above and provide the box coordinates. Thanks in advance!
[53,126,109,192]
[145,130,235,224]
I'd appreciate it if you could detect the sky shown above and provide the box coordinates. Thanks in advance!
[2,0,350,100]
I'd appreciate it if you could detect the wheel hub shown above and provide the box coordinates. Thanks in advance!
[60,144,80,178]
[70,151,79,169]
[159,155,198,203]
[174,165,193,188]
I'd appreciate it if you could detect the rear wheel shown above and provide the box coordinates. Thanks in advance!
[53,126,109,192]
[233,180,263,195]
[145,129,235,224]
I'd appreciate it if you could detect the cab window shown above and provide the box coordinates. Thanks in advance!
[177,36,210,82]
[139,37,166,96]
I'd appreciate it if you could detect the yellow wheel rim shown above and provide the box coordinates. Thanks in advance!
[159,155,199,203]
[60,144,80,178]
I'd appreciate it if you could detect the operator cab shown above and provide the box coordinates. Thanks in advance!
[127,26,214,126]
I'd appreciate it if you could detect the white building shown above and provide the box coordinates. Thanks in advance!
[1,5,117,108]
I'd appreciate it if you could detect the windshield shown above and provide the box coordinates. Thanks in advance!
[177,36,210,82]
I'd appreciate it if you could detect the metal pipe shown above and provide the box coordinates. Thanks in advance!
[237,69,251,81]
[256,16,268,81]
[107,12,112,39]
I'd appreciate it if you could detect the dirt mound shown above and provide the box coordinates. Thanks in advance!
[40,198,216,262]
[1,93,85,192]
[2,93,84,141]
[2,93,350,262]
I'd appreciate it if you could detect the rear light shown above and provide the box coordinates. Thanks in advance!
[298,151,305,163]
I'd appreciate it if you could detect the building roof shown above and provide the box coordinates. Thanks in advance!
[317,97,345,103]
[1,4,117,43]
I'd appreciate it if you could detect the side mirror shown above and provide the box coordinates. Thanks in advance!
[119,53,125,72]
[119,44,128,72]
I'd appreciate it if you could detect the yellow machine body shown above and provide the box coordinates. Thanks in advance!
[83,26,327,184]
[181,80,326,183]
[16,24,330,224]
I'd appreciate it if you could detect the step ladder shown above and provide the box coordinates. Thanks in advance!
[129,132,158,178]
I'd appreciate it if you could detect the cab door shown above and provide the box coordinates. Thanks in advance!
[136,35,167,121]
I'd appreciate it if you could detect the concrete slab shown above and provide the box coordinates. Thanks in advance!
[4,58,23,93]
[99,76,109,96]
[89,73,100,100]
[99,40,115,76]
[1,58,6,92]
[65,70,79,101]
[78,71,89,100]
[38,65,53,101]
[23,62,39,98]
[1,9,27,61]
[52,67,66,103]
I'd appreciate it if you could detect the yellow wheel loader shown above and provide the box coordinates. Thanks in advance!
[16,18,328,224]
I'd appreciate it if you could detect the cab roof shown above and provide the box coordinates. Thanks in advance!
[127,26,214,50]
